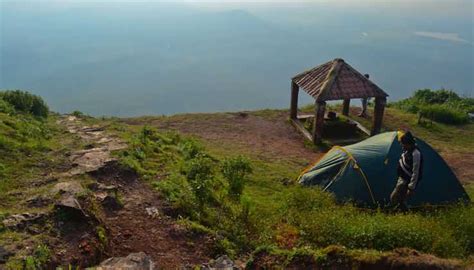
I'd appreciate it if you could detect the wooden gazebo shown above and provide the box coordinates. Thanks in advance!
[290,58,388,144]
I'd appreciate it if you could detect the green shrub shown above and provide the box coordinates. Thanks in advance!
[418,104,469,125]
[71,110,84,117]
[413,89,462,104]
[0,99,14,114]
[184,154,216,207]
[179,140,204,160]
[155,173,198,217]
[96,226,108,249]
[24,244,51,270]
[391,89,472,125]
[222,156,253,199]
[0,90,49,118]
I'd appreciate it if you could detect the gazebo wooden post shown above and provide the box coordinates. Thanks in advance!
[290,81,299,119]
[371,97,386,135]
[313,101,326,144]
[342,99,350,116]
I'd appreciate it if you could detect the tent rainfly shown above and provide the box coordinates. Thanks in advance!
[290,58,389,144]
[299,132,471,207]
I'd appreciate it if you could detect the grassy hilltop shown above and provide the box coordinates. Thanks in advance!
[0,90,473,269]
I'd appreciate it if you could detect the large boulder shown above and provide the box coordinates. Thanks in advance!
[54,194,90,221]
[97,252,154,270]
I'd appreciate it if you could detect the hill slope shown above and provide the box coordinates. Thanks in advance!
[1,105,473,269]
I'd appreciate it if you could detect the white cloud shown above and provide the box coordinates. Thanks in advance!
[414,31,468,43]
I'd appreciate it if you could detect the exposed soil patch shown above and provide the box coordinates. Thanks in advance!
[123,111,321,164]
[443,152,474,184]
[90,161,214,268]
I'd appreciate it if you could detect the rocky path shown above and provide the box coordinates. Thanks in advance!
[58,115,214,268]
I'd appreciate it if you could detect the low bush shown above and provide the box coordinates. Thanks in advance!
[418,104,469,125]
[71,110,84,117]
[222,156,253,200]
[0,90,49,118]
[0,99,14,114]
[183,153,216,207]
[391,89,472,125]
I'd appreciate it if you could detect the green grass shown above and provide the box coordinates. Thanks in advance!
[113,118,474,260]
[0,112,79,211]
[1,90,472,265]
[0,93,89,267]
[351,107,474,154]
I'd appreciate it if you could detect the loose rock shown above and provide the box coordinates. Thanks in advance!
[88,183,118,192]
[52,181,85,195]
[2,212,46,230]
[26,195,53,208]
[204,255,237,270]
[97,252,154,270]
[54,194,88,221]
[145,207,159,219]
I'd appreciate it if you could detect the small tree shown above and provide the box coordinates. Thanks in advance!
[222,156,252,200]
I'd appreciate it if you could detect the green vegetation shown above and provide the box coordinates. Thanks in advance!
[25,244,51,270]
[222,156,253,199]
[0,91,54,196]
[391,89,473,125]
[96,226,108,250]
[0,90,472,266]
[246,245,384,268]
[0,90,83,268]
[118,127,261,254]
[0,90,49,118]
[117,120,474,259]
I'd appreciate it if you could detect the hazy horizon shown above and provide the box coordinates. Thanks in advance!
[1,0,473,116]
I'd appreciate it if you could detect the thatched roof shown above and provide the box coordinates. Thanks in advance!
[292,58,388,101]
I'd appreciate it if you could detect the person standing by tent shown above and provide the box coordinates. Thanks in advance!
[390,131,423,211]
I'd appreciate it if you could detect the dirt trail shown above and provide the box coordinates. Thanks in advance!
[59,116,213,268]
